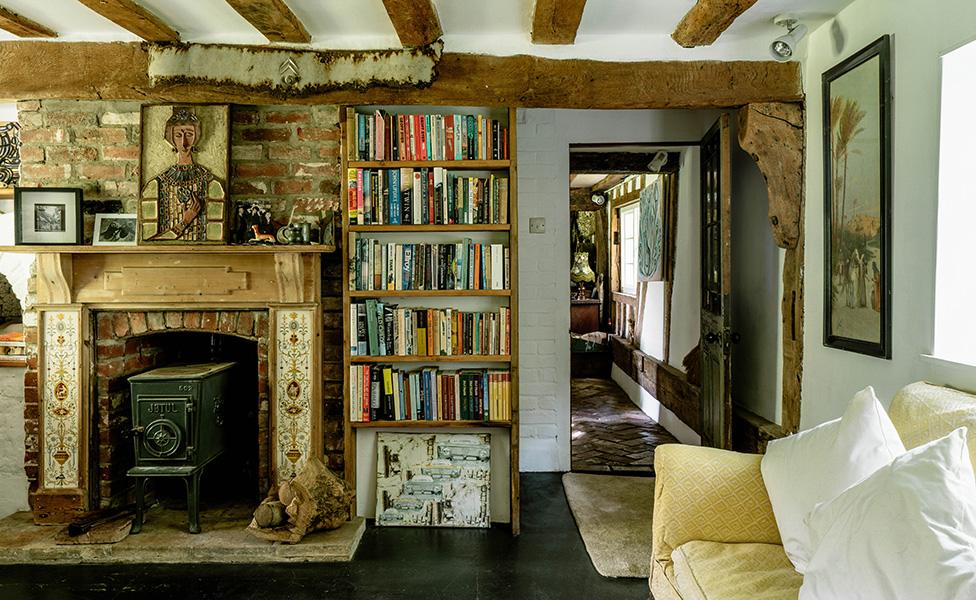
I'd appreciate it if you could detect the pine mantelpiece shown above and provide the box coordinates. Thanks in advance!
[17,247,331,306]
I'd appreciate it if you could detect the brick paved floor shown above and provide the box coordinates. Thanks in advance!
[571,377,679,474]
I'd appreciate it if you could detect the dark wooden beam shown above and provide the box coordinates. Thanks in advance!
[0,7,56,38]
[224,0,310,44]
[570,152,681,174]
[381,0,442,47]
[0,42,803,109]
[672,0,758,48]
[76,0,179,42]
[531,0,587,45]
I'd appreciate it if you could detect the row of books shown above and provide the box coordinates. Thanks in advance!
[351,301,511,357]
[349,236,509,291]
[350,365,512,423]
[350,111,509,162]
[346,168,509,226]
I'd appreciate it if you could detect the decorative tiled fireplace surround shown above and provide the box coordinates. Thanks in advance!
[23,250,330,523]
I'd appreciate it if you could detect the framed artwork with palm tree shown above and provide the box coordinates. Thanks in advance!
[822,35,892,358]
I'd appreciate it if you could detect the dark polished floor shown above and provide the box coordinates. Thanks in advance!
[571,378,678,474]
[0,474,649,600]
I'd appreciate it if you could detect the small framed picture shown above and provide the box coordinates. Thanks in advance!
[14,187,83,245]
[93,213,138,246]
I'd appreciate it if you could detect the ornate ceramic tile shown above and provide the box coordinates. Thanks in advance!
[274,308,314,483]
[41,310,81,489]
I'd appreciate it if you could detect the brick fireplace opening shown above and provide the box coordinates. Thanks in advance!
[91,310,270,509]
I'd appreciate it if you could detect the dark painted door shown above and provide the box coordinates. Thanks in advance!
[700,115,733,449]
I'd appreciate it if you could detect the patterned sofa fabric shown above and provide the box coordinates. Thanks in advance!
[671,541,801,600]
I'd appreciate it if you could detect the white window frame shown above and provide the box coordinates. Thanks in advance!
[619,201,640,295]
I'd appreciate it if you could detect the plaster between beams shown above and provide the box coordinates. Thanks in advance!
[148,42,442,94]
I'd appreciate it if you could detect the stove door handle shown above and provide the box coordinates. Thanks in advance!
[131,426,145,436]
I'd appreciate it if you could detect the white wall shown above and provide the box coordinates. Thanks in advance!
[799,0,976,428]
[518,108,716,471]
[730,119,785,425]
[0,367,28,517]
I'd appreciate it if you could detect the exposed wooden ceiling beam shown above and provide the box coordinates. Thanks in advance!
[76,0,179,42]
[672,0,758,48]
[0,6,57,38]
[381,0,442,47]
[0,42,803,109]
[224,0,310,44]
[531,0,587,45]
[570,152,681,174]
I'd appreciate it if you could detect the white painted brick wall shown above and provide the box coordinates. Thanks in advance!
[517,108,718,472]
[0,368,28,518]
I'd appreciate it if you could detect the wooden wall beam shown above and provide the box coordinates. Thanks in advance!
[76,0,179,43]
[224,0,310,44]
[736,102,805,434]
[0,42,803,109]
[531,0,587,45]
[672,0,758,48]
[0,7,56,38]
[737,102,804,249]
[381,0,442,47]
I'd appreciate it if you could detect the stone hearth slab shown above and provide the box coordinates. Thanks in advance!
[0,504,365,564]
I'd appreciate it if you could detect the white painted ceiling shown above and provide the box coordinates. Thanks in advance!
[0,0,855,61]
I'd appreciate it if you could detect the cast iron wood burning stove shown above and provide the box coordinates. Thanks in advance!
[127,362,236,534]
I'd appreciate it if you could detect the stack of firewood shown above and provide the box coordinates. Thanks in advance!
[247,457,355,544]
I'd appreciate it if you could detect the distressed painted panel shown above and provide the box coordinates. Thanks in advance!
[41,310,81,489]
[274,308,314,482]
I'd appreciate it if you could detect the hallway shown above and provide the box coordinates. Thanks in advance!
[571,378,678,474]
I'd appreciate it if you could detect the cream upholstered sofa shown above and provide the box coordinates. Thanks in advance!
[649,381,976,600]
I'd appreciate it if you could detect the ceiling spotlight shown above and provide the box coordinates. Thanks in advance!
[770,14,807,62]
[590,193,606,206]
[647,151,668,173]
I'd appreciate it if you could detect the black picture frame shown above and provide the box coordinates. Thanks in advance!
[13,187,84,246]
[822,35,892,358]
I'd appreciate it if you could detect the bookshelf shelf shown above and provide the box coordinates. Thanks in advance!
[349,224,510,233]
[348,289,510,298]
[351,355,511,363]
[342,106,520,535]
[351,420,513,429]
[348,159,510,169]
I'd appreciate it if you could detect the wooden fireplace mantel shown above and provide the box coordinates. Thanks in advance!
[25,244,331,522]
[19,247,331,306]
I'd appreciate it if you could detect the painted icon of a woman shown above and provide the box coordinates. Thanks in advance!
[142,106,225,241]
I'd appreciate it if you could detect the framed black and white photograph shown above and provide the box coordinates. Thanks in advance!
[822,35,892,359]
[93,213,137,246]
[14,187,83,245]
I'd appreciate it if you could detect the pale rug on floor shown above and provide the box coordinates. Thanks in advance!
[562,472,654,578]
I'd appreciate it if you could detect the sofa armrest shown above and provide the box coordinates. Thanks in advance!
[652,444,781,565]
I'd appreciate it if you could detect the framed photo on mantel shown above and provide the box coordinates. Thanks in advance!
[822,35,892,359]
[14,187,83,245]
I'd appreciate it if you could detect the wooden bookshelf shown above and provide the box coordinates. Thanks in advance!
[349,224,510,233]
[348,289,510,298]
[351,420,513,429]
[351,355,511,363]
[341,106,520,534]
[348,159,510,169]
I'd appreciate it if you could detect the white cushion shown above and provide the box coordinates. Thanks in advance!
[761,386,905,572]
[800,428,976,600]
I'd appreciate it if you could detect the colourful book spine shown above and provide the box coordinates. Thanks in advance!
[390,168,401,224]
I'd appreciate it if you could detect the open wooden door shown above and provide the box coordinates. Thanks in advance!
[699,115,733,449]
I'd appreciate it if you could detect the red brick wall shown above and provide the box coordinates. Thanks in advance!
[18,101,345,501]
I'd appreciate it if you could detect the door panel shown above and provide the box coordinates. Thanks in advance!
[700,115,732,449]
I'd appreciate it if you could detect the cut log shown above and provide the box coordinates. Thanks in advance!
[247,457,354,544]
[253,500,287,529]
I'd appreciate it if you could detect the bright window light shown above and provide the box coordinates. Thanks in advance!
[619,202,640,295]
[934,39,976,365]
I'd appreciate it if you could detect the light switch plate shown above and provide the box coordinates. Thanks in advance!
[529,217,545,234]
